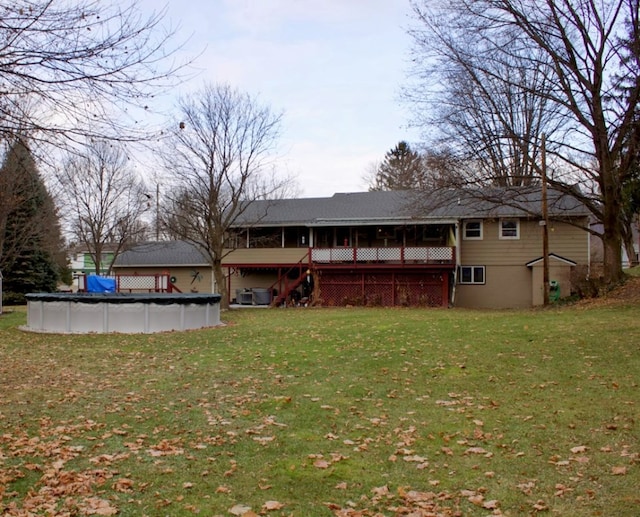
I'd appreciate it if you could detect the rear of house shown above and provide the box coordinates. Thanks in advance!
[113,188,591,309]
[456,217,588,308]
[222,188,590,309]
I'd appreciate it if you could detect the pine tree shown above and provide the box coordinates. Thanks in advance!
[1,138,65,303]
[369,141,426,191]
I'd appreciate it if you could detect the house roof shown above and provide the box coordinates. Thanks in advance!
[67,242,121,255]
[233,187,590,227]
[114,240,209,268]
[526,253,578,267]
[113,188,590,268]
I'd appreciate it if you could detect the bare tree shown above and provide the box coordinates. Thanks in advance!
[0,1,186,272]
[159,83,291,308]
[56,141,149,274]
[0,0,185,148]
[408,0,640,284]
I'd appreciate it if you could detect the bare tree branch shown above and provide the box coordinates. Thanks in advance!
[407,0,640,283]
[0,0,189,149]
[159,83,293,308]
[54,140,149,274]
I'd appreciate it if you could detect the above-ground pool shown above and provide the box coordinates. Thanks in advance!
[24,293,222,334]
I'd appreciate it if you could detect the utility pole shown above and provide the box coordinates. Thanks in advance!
[541,134,549,306]
[156,182,160,241]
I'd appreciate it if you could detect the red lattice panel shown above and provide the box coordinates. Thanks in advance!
[317,271,446,307]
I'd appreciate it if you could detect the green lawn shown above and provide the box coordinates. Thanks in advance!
[0,302,638,516]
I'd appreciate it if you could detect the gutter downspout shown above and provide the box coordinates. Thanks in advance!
[452,221,461,306]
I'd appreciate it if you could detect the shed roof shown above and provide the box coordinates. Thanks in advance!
[114,240,208,268]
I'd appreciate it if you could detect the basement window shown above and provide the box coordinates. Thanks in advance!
[459,265,485,285]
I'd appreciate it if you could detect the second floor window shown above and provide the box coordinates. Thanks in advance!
[463,220,483,240]
[499,219,520,239]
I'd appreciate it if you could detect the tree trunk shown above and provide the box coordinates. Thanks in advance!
[601,185,625,284]
[212,259,229,310]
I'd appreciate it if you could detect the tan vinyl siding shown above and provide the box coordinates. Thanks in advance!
[456,217,589,309]
[460,218,589,266]
[222,248,310,266]
[456,265,532,309]
[228,271,281,303]
[114,267,214,294]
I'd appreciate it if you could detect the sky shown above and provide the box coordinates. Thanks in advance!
[139,0,423,198]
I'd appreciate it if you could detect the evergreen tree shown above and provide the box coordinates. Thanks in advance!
[369,141,427,191]
[1,138,65,303]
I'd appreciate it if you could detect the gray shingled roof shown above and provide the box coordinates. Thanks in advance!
[114,188,590,268]
[114,240,208,267]
[233,187,590,227]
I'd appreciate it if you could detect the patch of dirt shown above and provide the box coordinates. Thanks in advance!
[574,275,640,307]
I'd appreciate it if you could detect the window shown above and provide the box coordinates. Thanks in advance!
[499,218,520,239]
[249,227,280,248]
[423,225,445,243]
[463,220,483,240]
[459,266,485,284]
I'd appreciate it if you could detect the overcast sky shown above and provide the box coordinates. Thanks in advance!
[140,1,422,198]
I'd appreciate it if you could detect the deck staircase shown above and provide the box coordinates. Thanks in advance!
[269,259,312,307]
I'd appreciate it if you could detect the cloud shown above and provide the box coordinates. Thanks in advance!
[135,0,421,196]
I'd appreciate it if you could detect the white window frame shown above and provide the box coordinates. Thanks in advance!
[499,218,520,240]
[463,220,483,240]
[458,265,485,285]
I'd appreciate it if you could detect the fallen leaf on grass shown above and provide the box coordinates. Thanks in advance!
[532,500,548,511]
[112,477,134,493]
[314,459,330,469]
[403,454,427,463]
[372,485,390,496]
[570,445,587,454]
[82,497,119,516]
[228,504,252,516]
[573,456,590,464]
[468,494,484,506]
[612,466,627,475]
[466,446,492,457]
[262,500,285,511]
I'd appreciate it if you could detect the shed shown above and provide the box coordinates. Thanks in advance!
[526,254,577,305]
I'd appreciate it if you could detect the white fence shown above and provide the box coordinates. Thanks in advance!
[78,274,172,293]
[311,246,454,264]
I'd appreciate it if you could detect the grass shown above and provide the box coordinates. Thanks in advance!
[0,302,638,516]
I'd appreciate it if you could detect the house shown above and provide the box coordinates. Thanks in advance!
[68,244,118,291]
[112,240,213,294]
[113,188,591,309]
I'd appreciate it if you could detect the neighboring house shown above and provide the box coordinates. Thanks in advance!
[113,188,591,309]
[68,245,117,291]
[113,240,214,294]
[590,218,640,270]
